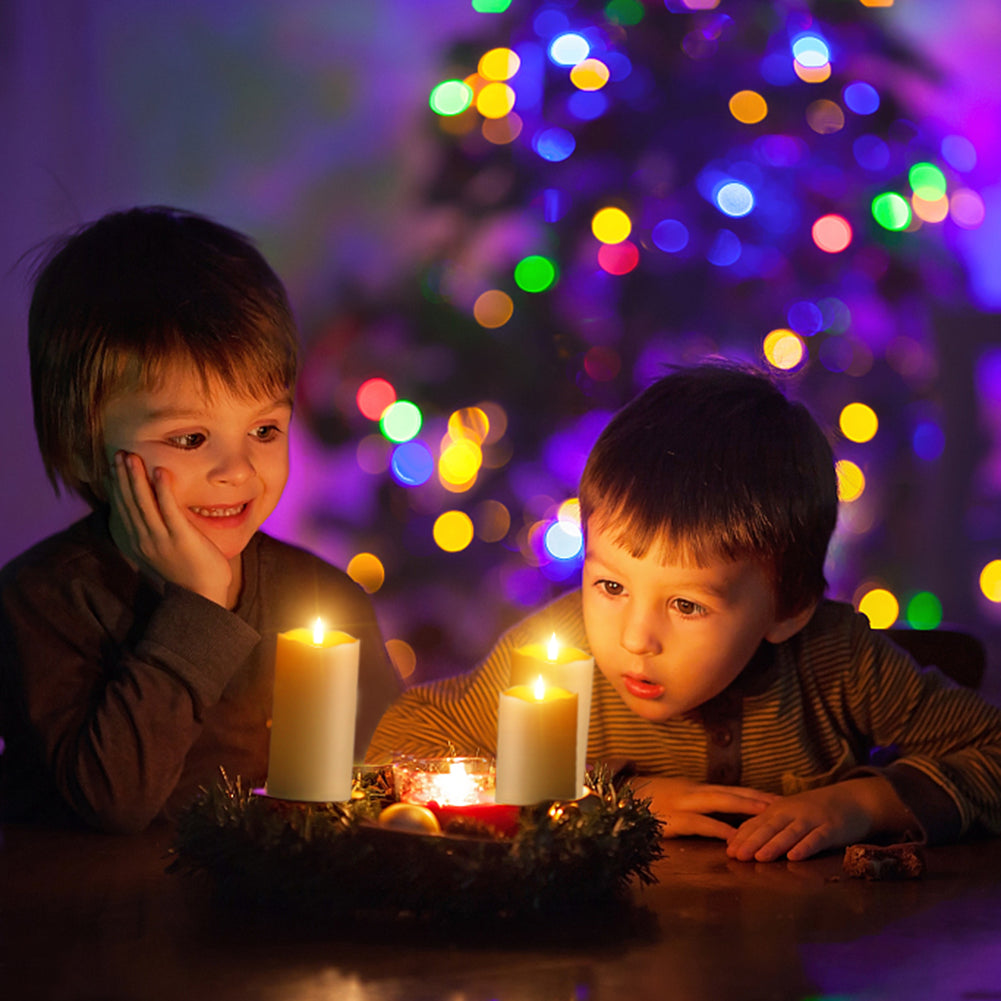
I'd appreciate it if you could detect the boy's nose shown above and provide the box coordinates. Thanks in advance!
[210,447,255,485]
[619,605,664,657]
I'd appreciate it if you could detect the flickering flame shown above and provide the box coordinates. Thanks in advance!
[547,633,560,661]
[312,618,325,645]
[534,674,546,700]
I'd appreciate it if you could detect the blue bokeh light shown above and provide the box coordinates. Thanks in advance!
[389,440,434,486]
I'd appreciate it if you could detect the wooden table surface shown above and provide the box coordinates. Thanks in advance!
[3,819,999,1001]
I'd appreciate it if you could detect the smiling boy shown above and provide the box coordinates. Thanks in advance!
[0,207,401,832]
[367,363,1001,861]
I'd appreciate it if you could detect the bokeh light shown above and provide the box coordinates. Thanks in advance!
[549,32,590,67]
[839,402,878,443]
[514,254,558,292]
[906,591,943,630]
[729,89,768,124]
[843,81,880,115]
[858,587,899,628]
[533,126,576,162]
[473,289,515,328]
[762,328,806,371]
[909,163,947,201]
[872,192,911,231]
[429,79,474,116]
[981,560,1001,603]
[591,206,632,243]
[570,58,611,91]
[380,400,422,443]
[941,135,977,173]
[474,499,511,543]
[950,189,985,229]
[385,638,417,679]
[478,47,521,81]
[448,406,490,444]
[836,459,866,502]
[597,240,640,275]
[715,181,755,217]
[439,437,483,491]
[805,99,844,134]
[433,510,475,553]
[356,377,396,421]
[346,552,385,594]
[476,81,516,118]
[390,440,435,486]
[652,219,689,253]
[544,519,583,560]
[812,214,852,253]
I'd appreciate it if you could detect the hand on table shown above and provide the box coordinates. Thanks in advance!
[636,776,779,841]
[725,777,914,862]
[108,451,233,607]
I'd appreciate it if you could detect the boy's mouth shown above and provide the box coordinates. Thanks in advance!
[622,673,665,700]
[189,503,249,520]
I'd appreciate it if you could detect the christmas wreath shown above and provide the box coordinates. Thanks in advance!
[169,765,663,921]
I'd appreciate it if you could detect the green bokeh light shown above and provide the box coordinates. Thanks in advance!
[514,255,558,293]
[871,192,911,232]
[908,162,947,200]
[605,0,645,26]
[429,80,474,117]
[472,0,512,11]
[906,591,943,630]
[380,400,423,443]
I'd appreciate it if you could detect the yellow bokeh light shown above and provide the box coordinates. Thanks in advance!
[591,206,632,244]
[729,89,768,124]
[346,552,386,594]
[858,587,899,629]
[794,62,832,84]
[476,81,516,119]
[839,402,879,443]
[557,497,581,526]
[762,328,806,371]
[385,638,417,679]
[433,510,475,553]
[859,0,894,7]
[439,437,483,487]
[981,559,1001,602]
[836,459,866,502]
[478,47,521,82]
[569,58,610,91]
[473,289,514,328]
[448,406,490,445]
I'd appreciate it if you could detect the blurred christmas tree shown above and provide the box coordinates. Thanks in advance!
[295,0,999,682]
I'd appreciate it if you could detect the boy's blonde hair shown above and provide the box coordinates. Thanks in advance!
[28,206,299,507]
[579,362,838,619]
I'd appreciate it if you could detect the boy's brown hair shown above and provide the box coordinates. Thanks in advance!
[28,206,299,507]
[579,362,838,619]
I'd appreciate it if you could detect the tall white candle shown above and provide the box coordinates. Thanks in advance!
[266,620,359,802]
[495,676,577,805]
[511,635,594,796]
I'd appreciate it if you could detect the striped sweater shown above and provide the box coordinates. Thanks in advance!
[367,592,1001,844]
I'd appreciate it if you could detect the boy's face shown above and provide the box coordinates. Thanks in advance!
[582,520,802,724]
[100,361,292,564]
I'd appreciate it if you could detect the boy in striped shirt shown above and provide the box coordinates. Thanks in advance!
[368,363,1001,861]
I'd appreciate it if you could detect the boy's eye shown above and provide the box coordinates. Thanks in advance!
[598,579,624,597]
[168,432,205,449]
[672,598,707,617]
[251,424,283,442]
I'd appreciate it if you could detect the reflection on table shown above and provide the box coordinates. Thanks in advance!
[2,819,999,1001]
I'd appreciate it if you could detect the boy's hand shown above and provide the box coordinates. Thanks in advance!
[725,777,915,862]
[109,451,233,607]
[636,776,779,841]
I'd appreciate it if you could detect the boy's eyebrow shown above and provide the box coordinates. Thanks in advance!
[140,397,293,423]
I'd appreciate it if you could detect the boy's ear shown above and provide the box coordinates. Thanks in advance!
[765,601,817,644]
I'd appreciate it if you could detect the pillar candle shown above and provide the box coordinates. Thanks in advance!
[266,620,359,802]
[495,677,578,805]
[511,635,594,796]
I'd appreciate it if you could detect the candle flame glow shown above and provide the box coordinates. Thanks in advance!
[533,674,546,700]
[547,632,559,661]
[312,618,325,645]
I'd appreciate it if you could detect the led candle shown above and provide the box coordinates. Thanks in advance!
[266,619,359,802]
[495,675,578,805]
[511,634,594,796]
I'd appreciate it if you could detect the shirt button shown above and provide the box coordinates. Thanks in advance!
[711,727,733,747]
